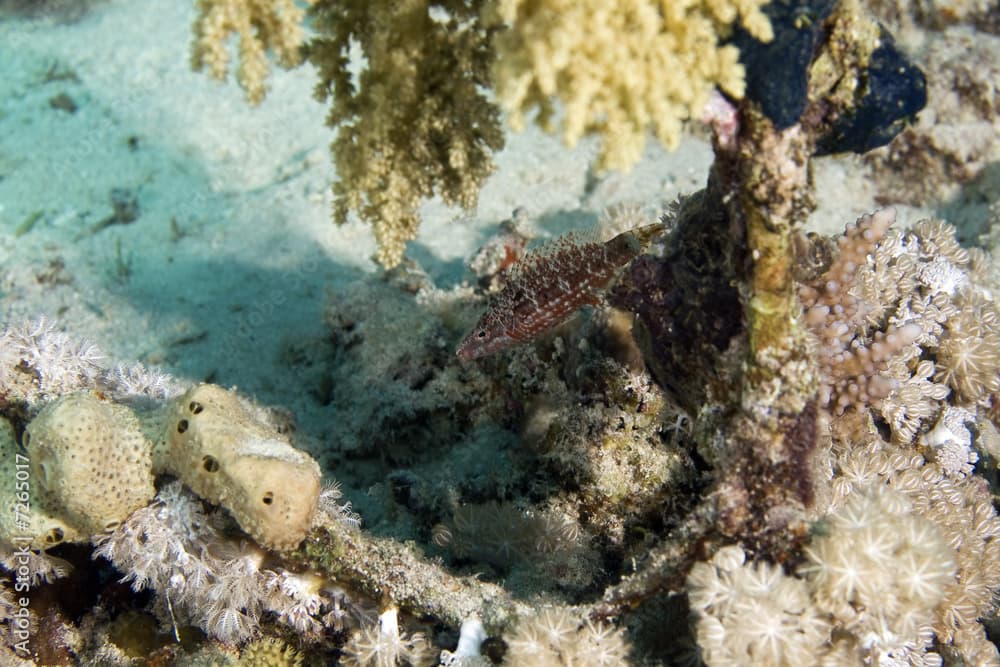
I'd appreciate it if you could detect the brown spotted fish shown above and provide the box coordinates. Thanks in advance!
[457,223,662,360]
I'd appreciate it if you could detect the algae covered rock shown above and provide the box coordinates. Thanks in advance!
[24,391,155,537]
[156,384,321,550]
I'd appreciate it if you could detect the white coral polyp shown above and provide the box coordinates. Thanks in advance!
[687,547,829,667]
[94,482,340,644]
[804,487,955,658]
[921,407,978,476]
[687,487,959,666]
[918,255,969,295]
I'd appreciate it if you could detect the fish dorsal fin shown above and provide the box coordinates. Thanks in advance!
[630,222,667,250]
[506,230,600,284]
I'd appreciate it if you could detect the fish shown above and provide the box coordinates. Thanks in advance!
[456,223,662,360]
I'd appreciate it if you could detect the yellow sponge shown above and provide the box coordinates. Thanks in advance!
[0,417,83,549]
[24,392,155,536]
[157,385,321,550]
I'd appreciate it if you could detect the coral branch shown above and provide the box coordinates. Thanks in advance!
[307,1,504,268]
[587,498,716,622]
[490,0,772,171]
[191,0,314,104]
[297,520,533,632]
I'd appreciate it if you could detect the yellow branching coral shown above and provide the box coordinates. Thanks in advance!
[191,0,314,105]
[490,0,773,171]
[308,1,505,268]
[189,1,771,268]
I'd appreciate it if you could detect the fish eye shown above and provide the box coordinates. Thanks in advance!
[477,331,486,338]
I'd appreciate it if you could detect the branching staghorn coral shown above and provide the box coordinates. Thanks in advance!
[307,0,504,268]
[191,0,314,104]
[489,0,773,171]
